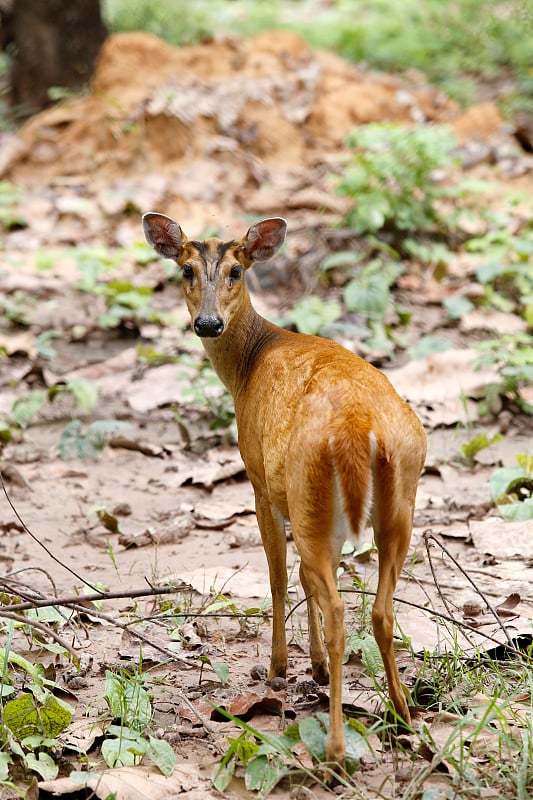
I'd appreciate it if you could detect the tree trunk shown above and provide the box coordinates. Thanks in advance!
[10,0,107,115]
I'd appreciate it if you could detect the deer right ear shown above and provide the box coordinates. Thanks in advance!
[142,212,187,259]
[243,217,287,263]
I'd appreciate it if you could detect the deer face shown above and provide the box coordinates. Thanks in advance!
[142,213,286,338]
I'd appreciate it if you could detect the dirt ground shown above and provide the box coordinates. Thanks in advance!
[0,30,532,800]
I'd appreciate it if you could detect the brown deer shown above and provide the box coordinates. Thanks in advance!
[143,213,427,770]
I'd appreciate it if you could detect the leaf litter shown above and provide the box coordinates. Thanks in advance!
[0,26,531,800]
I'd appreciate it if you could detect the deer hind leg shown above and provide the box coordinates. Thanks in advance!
[371,466,419,724]
[299,564,329,685]
[254,493,288,679]
[289,490,347,767]
[296,540,346,767]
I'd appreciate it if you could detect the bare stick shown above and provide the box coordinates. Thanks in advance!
[0,472,105,594]
[424,531,515,647]
[0,610,78,657]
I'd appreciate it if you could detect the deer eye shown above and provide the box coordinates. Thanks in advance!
[229,265,242,280]
[182,264,194,280]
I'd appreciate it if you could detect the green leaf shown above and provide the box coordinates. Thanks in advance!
[101,734,143,768]
[24,751,58,781]
[212,757,235,792]
[320,251,365,271]
[476,261,509,283]
[0,751,13,781]
[343,273,390,320]
[59,419,127,460]
[490,467,525,501]
[343,718,369,770]
[9,391,46,428]
[298,715,328,762]
[69,770,100,785]
[66,379,99,415]
[288,296,341,335]
[407,335,454,360]
[210,661,230,685]
[147,736,176,776]
[104,671,152,730]
[498,497,533,521]
[360,634,384,674]
[245,753,286,797]
[3,693,72,740]
[461,433,503,463]
[443,295,475,320]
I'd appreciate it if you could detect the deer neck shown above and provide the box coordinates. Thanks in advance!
[201,296,283,398]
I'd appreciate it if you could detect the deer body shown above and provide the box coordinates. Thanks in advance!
[143,213,427,770]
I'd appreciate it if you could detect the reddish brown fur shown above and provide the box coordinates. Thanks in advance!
[143,213,427,773]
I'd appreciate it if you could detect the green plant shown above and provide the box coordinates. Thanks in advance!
[0,290,36,326]
[460,431,503,466]
[490,453,533,521]
[102,667,175,775]
[49,379,99,415]
[176,357,236,434]
[473,333,533,415]
[6,380,99,431]
[59,419,130,460]
[211,708,369,795]
[285,294,342,336]
[466,229,533,324]
[0,642,73,783]
[73,244,174,330]
[0,181,26,230]
[7,390,46,429]
[341,256,407,353]
[336,123,458,236]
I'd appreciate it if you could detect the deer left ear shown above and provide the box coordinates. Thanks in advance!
[143,212,187,259]
[243,217,287,263]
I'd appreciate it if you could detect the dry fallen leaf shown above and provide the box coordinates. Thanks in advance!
[211,689,296,721]
[38,764,204,799]
[469,519,533,560]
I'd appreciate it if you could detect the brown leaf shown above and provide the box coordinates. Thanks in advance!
[108,436,164,457]
[469,519,533,560]
[38,764,203,799]
[211,689,295,721]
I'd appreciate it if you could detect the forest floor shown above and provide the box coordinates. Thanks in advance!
[0,30,532,800]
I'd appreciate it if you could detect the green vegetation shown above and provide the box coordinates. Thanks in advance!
[101,668,175,773]
[466,227,533,325]
[491,453,533,521]
[337,124,458,236]
[474,333,533,415]
[1,638,74,785]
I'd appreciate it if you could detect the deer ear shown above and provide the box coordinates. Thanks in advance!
[243,217,287,263]
[143,212,187,259]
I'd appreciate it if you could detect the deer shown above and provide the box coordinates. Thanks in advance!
[142,213,427,771]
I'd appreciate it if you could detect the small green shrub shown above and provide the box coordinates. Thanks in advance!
[466,228,533,324]
[286,295,342,336]
[491,453,533,521]
[473,333,533,415]
[336,123,458,236]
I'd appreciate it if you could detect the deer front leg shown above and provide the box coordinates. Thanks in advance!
[254,494,288,679]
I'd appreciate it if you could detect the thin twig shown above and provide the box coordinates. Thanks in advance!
[0,610,78,658]
[0,580,190,613]
[423,531,479,652]
[0,471,105,594]
[424,531,514,646]
[0,578,269,618]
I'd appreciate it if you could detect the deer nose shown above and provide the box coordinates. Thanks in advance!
[194,315,224,338]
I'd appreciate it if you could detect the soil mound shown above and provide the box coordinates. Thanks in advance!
[1,31,506,225]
